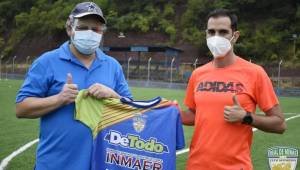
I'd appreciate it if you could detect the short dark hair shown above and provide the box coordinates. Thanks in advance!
[207,9,238,32]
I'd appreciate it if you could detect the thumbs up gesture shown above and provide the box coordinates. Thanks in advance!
[57,73,79,105]
[66,73,73,84]
[224,95,247,123]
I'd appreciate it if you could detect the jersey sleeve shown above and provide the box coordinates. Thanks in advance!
[176,111,185,150]
[16,58,51,103]
[254,66,279,113]
[184,71,197,110]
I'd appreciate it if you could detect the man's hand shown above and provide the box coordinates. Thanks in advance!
[224,95,247,123]
[57,73,78,105]
[181,108,196,126]
[85,83,120,99]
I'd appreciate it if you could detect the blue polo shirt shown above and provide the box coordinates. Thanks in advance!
[16,41,132,170]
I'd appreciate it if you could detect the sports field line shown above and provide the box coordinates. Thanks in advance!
[1,113,300,170]
[0,139,39,170]
[176,113,300,156]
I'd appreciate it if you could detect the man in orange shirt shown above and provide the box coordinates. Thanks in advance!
[182,9,286,170]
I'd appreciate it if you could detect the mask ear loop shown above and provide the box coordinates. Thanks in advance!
[70,18,78,43]
[230,31,239,44]
[224,33,235,57]
[72,19,78,32]
[229,33,235,43]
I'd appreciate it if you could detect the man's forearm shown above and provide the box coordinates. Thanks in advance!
[16,95,63,119]
[252,114,286,134]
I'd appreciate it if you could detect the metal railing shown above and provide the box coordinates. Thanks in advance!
[0,55,299,96]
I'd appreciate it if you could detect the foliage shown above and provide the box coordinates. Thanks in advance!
[0,0,299,64]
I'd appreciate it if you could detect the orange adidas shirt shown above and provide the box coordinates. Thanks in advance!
[184,57,279,170]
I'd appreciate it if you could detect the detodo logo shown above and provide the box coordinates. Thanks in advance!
[104,130,169,154]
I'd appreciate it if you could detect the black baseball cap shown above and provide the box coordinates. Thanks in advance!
[70,2,106,24]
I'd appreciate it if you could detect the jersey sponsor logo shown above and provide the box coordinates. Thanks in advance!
[196,81,245,93]
[268,146,299,170]
[133,113,147,133]
[104,130,169,154]
[105,148,163,170]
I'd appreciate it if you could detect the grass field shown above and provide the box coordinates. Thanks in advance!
[0,79,299,170]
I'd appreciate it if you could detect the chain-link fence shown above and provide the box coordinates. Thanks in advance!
[1,55,299,96]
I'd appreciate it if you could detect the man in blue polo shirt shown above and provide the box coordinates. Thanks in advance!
[15,2,132,170]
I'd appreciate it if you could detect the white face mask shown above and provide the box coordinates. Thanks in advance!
[207,36,234,58]
[70,19,103,55]
[71,30,102,55]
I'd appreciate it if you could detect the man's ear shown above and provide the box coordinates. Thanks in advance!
[65,19,73,37]
[232,31,240,44]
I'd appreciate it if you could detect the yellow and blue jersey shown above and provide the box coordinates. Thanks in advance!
[75,90,185,170]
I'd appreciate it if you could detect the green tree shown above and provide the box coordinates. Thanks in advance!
[0,0,299,65]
